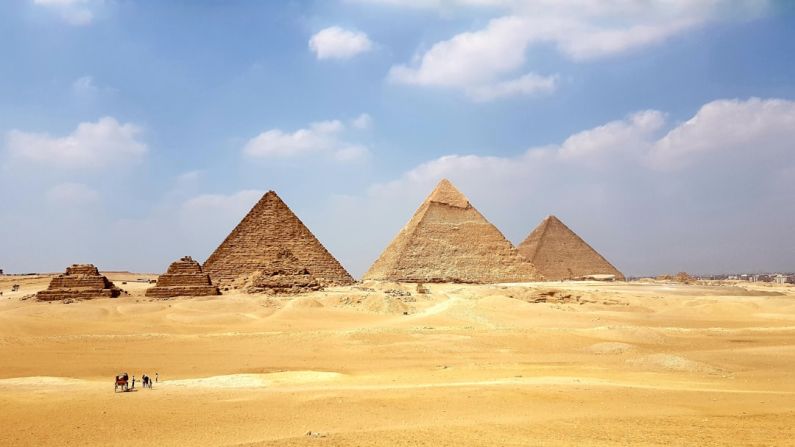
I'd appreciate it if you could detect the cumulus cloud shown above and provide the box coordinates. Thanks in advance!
[348,97,795,276]
[384,0,770,100]
[558,110,666,162]
[5,117,147,169]
[33,0,97,26]
[649,98,795,170]
[309,27,373,60]
[243,116,371,162]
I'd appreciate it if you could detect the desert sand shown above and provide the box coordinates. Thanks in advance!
[1,275,794,446]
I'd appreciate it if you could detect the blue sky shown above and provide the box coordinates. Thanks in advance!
[1,0,794,277]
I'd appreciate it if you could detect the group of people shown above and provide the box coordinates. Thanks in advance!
[129,372,159,390]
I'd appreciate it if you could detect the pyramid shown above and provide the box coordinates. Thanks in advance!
[37,264,122,301]
[145,256,220,298]
[363,179,542,283]
[517,215,624,281]
[203,191,353,287]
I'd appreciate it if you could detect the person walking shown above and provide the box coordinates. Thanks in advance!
[131,375,136,390]
[155,372,159,383]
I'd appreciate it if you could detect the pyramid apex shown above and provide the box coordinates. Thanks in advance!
[426,179,470,208]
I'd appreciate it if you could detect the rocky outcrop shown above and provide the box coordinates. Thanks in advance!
[203,191,353,288]
[36,264,122,301]
[363,179,542,283]
[517,215,624,281]
[145,256,220,298]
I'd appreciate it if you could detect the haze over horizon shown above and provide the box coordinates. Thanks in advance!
[1,0,793,278]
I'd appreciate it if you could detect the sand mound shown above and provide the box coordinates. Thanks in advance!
[0,376,88,388]
[167,371,343,389]
[628,354,722,374]
[287,297,325,309]
[587,342,636,355]
[327,294,413,315]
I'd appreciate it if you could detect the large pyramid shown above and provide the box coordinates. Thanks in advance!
[363,179,541,283]
[517,215,624,281]
[203,191,353,286]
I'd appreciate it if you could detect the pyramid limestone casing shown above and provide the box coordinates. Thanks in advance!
[517,215,625,281]
[145,256,220,298]
[203,191,353,285]
[36,264,121,301]
[363,179,542,283]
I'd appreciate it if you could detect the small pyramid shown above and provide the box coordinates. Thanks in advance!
[363,179,541,283]
[203,191,353,287]
[37,264,122,301]
[517,215,624,281]
[145,256,221,298]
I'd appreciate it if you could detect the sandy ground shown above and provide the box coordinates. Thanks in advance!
[1,274,794,446]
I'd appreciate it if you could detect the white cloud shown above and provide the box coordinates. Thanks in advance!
[71,75,116,99]
[243,117,370,162]
[649,98,795,170]
[467,72,558,101]
[351,113,373,130]
[5,117,147,169]
[384,0,770,100]
[389,16,531,88]
[181,189,264,218]
[374,98,793,183]
[46,182,99,205]
[349,97,795,276]
[34,0,88,4]
[347,0,510,9]
[309,27,373,60]
[334,145,370,162]
[558,110,666,161]
[72,76,98,95]
[33,0,96,26]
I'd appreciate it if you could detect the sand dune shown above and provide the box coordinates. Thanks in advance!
[0,278,794,445]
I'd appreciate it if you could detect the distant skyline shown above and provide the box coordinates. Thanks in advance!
[1,0,794,277]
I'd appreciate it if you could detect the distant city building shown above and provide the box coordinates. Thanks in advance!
[774,274,787,285]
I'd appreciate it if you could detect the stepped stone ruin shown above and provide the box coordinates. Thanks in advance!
[241,248,322,294]
[203,191,354,289]
[363,179,542,283]
[518,215,625,281]
[145,256,220,298]
[36,264,122,301]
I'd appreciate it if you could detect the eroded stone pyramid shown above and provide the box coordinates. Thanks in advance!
[363,179,542,283]
[145,256,220,298]
[203,191,353,287]
[517,215,624,281]
[36,264,122,301]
